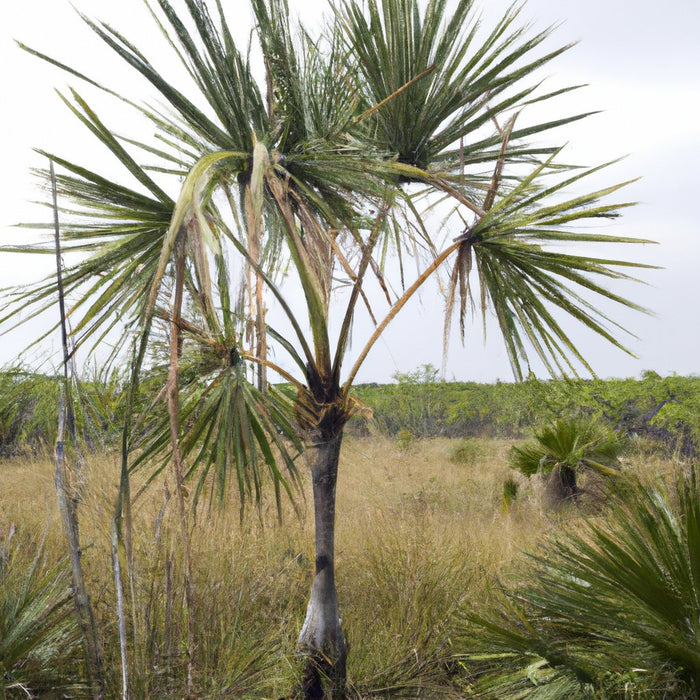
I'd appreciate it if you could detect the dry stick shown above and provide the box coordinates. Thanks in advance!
[168,231,196,698]
[111,519,129,700]
[112,404,137,700]
[245,184,268,391]
[343,239,461,390]
[50,160,105,700]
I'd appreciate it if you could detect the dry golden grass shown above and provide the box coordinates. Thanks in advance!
[336,437,547,578]
[0,455,60,532]
[0,437,682,697]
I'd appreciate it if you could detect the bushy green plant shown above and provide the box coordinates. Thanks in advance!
[0,366,131,456]
[519,373,700,457]
[396,429,415,452]
[501,477,519,507]
[509,416,624,504]
[457,466,700,698]
[0,526,83,696]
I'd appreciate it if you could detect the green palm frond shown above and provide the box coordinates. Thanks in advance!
[337,0,583,171]
[0,530,82,694]
[0,119,174,359]
[133,355,302,517]
[509,416,624,478]
[446,154,655,379]
[460,467,700,697]
[78,1,250,151]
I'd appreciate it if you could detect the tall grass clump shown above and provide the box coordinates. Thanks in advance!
[458,464,700,698]
[449,438,489,466]
[330,437,548,696]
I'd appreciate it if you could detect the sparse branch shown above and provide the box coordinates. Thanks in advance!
[344,239,461,390]
[332,207,390,384]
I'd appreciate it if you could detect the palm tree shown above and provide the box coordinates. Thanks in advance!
[3,0,652,695]
[509,416,625,506]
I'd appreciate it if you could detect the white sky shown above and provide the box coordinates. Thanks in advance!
[0,0,698,383]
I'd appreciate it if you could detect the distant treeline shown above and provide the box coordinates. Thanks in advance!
[350,365,700,456]
[1,365,698,457]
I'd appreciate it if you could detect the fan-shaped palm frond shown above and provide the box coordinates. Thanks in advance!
[337,0,586,173]
[0,530,82,696]
[459,467,700,697]
[510,416,624,478]
[445,152,654,379]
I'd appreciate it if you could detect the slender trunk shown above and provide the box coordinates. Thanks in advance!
[55,395,105,700]
[297,431,346,699]
[168,235,196,698]
[111,519,129,700]
[51,159,105,699]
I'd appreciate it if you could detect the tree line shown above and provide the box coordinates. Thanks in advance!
[2,366,697,459]
[346,365,698,452]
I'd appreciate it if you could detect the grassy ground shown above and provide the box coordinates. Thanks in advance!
[0,436,679,698]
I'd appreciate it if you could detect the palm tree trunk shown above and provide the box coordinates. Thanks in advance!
[297,430,346,699]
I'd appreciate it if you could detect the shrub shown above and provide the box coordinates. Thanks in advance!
[396,429,415,451]
[509,416,624,506]
[501,477,519,507]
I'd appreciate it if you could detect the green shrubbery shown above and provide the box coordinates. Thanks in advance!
[449,438,488,466]
[351,367,700,457]
[2,365,697,457]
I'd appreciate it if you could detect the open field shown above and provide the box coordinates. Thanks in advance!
[0,435,685,698]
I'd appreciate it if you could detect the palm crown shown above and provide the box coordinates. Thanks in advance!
[7,0,649,387]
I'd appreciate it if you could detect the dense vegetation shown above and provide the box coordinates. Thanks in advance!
[2,367,698,459]
[353,367,699,455]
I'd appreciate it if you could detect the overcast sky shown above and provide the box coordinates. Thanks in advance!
[1,0,698,383]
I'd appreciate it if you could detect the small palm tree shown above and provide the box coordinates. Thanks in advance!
[509,416,624,505]
[3,0,651,695]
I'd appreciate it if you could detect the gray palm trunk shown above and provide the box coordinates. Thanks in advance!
[298,431,347,698]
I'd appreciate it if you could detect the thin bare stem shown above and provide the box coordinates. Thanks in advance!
[168,232,196,698]
[332,210,388,384]
[51,159,105,700]
[343,240,460,390]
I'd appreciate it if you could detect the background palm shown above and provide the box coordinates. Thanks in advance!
[2,0,650,695]
[509,416,624,504]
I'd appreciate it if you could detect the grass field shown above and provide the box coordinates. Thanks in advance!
[0,436,683,698]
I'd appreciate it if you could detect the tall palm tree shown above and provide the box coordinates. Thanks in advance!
[3,0,652,695]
